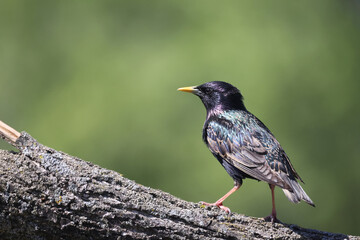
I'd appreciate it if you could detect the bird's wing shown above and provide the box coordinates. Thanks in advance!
[206,119,296,189]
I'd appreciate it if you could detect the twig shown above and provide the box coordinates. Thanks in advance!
[0,120,20,145]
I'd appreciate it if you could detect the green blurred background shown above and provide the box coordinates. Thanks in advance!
[1,0,359,235]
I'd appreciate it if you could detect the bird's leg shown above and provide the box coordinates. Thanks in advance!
[264,184,280,223]
[200,182,241,213]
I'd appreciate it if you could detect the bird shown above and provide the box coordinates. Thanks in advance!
[177,81,314,222]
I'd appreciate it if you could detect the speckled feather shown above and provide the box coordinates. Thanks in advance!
[203,110,301,189]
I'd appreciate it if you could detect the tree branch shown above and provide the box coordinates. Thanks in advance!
[0,121,357,239]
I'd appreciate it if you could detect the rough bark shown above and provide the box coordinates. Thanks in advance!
[0,131,357,240]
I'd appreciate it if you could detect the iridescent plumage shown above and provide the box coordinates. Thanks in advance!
[178,81,314,221]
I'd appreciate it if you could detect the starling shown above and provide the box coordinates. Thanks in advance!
[178,81,314,222]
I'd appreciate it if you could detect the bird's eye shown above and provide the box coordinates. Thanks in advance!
[202,88,211,94]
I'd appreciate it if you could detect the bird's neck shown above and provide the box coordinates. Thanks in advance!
[202,92,247,120]
[206,105,224,120]
[206,105,247,120]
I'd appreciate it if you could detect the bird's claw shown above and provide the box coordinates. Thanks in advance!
[264,215,281,223]
[200,201,231,214]
[219,204,231,213]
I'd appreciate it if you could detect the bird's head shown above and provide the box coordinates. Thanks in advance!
[178,81,246,116]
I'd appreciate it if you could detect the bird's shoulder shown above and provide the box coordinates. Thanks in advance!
[204,110,272,144]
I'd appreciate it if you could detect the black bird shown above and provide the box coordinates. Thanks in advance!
[178,81,314,222]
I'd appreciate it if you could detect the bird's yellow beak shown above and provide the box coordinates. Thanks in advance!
[177,86,197,93]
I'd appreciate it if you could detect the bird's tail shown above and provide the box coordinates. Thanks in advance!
[282,179,315,207]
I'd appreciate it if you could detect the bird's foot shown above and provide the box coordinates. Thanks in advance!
[264,214,281,223]
[200,201,231,213]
